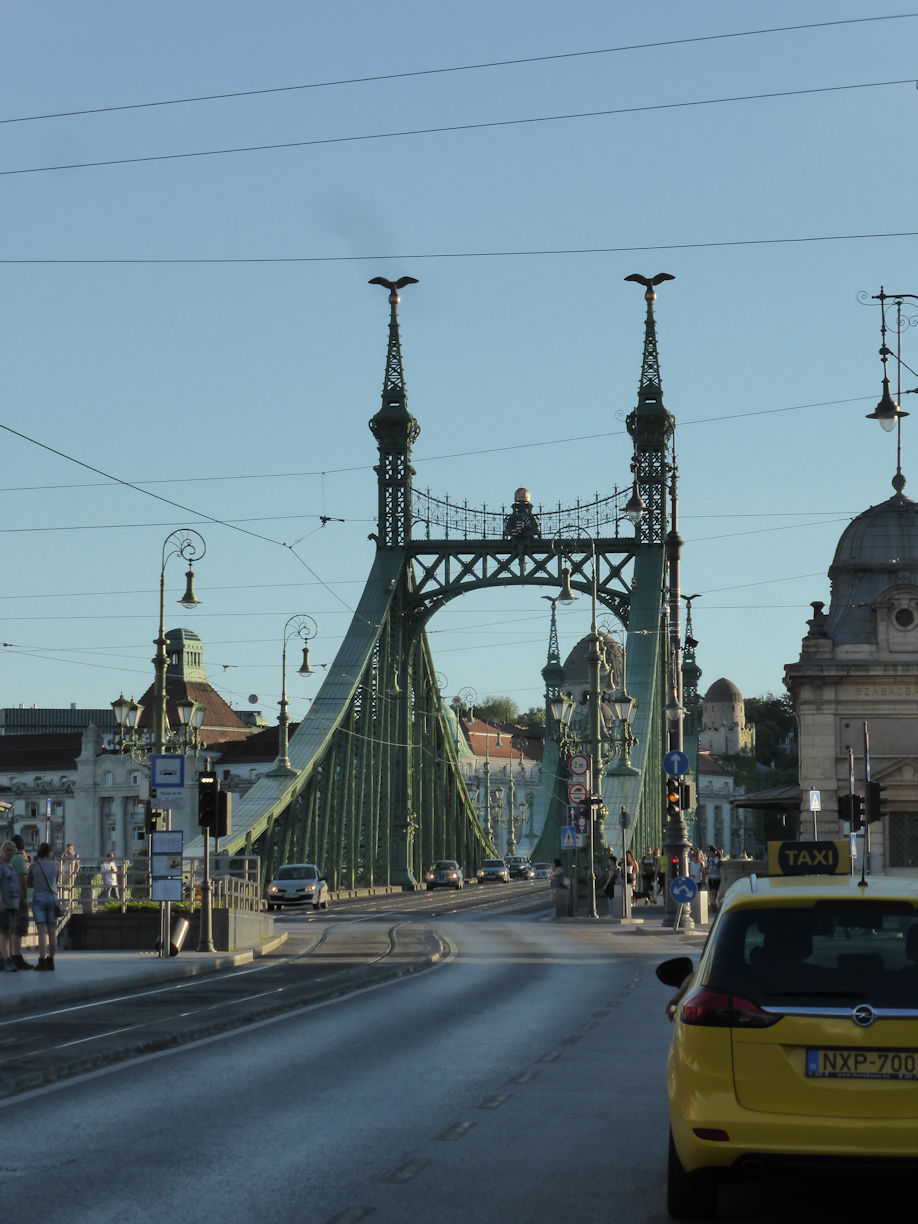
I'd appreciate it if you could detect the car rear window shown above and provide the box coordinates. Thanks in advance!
[707,901,918,1006]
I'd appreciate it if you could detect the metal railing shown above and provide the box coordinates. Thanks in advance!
[59,855,263,913]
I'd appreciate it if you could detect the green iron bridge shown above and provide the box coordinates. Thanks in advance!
[191,275,699,890]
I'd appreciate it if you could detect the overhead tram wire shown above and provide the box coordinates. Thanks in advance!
[1,13,913,126]
[0,420,357,618]
[1,234,915,265]
[0,79,914,177]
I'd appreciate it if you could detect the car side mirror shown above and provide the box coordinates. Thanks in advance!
[655,956,694,989]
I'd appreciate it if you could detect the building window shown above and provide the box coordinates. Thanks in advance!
[888,813,918,868]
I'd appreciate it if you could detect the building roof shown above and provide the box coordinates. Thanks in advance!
[133,680,253,743]
[459,719,544,763]
[826,491,918,643]
[696,749,731,777]
[208,723,287,765]
[0,733,82,773]
[704,677,743,704]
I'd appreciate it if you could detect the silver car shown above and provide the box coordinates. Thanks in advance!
[266,863,330,911]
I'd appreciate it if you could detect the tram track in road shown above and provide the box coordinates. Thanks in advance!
[0,917,447,1102]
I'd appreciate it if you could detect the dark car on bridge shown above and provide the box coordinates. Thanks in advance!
[477,858,510,883]
[506,855,534,879]
[424,860,464,891]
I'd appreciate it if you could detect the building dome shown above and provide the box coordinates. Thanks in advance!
[561,634,623,692]
[826,492,918,643]
[704,677,743,705]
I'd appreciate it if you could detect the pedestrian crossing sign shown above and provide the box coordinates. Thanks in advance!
[561,826,577,850]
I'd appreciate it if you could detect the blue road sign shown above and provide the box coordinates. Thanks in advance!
[669,875,698,905]
[663,749,690,777]
[561,826,577,851]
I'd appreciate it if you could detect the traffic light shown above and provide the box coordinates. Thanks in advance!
[666,777,680,821]
[838,792,863,831]
[215,790,232,840]
[680,781,696,810]
[866,780,888,824]
[198,770,219,829]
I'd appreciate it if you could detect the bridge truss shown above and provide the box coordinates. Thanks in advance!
[201,277,687,889]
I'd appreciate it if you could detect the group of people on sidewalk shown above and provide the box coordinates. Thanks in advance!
[0,839,76,972]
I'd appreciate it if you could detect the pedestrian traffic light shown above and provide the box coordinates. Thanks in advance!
[838,792,863,831]
[866,780,888,824]
[666,778,680,820]
[198,770,219,829]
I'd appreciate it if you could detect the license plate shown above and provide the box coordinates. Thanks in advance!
[806,1048,918,1079]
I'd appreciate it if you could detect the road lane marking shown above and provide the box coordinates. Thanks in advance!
[381,1157,431,1183]
[438,1121,475,1141]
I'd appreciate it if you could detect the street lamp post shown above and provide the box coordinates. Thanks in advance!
[268,615,317,777]
[153,530,206,756]
[555,527,604,919]
[548,690,577,913]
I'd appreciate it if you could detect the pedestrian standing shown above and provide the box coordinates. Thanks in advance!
[640,846,656,899]
[602,856,618,917]
[0,842,22,972]
[27,843,60,971]
[10,835,34,969]
[101,852,119,900]
[625,849,639,905]
[61,843,81,907]
[706,845,723,912]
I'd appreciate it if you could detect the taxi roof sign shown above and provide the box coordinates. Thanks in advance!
[767,840,850,877]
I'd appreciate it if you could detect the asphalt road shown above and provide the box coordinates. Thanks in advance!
[0,887,899,1223]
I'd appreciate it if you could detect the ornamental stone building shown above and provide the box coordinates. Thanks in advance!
[785,489,918,872]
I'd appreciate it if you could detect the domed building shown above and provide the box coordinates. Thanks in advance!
[698,677,756,758]
[785,488,918,871]
[561,633,624,712]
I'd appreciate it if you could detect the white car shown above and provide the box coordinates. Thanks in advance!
[266,863,330,911]
[533,862,553,880]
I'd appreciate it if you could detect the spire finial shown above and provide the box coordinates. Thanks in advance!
[369,275,418,306]
[624,274,676,545]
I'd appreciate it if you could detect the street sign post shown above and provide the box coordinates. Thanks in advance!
[568,754,590,776]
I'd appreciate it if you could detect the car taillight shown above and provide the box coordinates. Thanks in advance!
[679,987,779,1028]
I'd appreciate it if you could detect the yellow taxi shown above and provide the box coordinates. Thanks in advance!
[657,842,918,1220]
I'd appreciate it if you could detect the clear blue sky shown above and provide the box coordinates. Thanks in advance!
[2,2,916,728]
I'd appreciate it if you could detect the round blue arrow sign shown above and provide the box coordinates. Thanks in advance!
[669,876,698,904]
[663,749,690,777]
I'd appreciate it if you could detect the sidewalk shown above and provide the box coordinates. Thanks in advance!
[0,931,289,1016]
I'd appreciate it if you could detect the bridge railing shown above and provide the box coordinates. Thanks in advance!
[413,488,633,540]
[62,855,263,912]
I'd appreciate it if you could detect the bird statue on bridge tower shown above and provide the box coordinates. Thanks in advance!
[624,272,675,302]
[369,276,419,305]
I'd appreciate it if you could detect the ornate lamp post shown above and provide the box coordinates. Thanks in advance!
[152,530,206,755]
[554,526,605,919]
[268,615,317,777]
